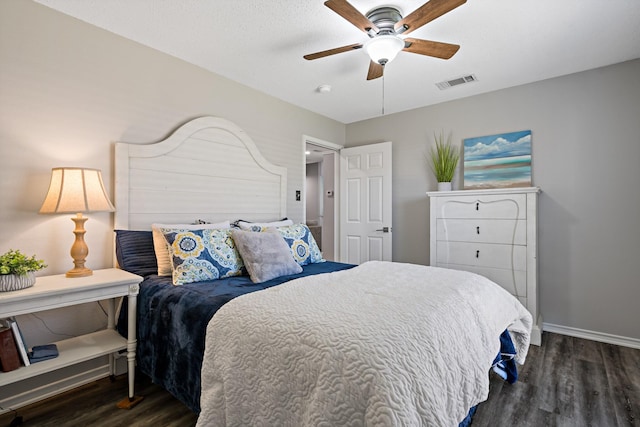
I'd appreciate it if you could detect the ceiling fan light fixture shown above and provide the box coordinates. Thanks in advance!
[364,35,404,65]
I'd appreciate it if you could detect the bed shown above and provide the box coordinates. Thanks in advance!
[114,116,533,426]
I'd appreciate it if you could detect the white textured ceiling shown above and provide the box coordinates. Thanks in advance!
[35,0,640,124]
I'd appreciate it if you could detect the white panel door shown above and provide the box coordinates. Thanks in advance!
[339,142,392,264]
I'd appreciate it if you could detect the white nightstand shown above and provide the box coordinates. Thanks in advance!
[0,268,142,408]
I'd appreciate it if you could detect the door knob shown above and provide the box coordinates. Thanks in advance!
[375,227,391,233]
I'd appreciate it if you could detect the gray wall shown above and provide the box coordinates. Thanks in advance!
[346,59,640,340]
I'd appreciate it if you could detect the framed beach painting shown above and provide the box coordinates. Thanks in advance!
[463,130,532,189]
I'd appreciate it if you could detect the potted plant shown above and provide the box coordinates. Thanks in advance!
[428,131,460,191]
[0,249,47,292]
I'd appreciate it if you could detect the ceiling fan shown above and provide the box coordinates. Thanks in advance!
[304,0,466,80]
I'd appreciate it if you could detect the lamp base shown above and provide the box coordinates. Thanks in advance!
[67,213,92,278]
[66,267,93,278]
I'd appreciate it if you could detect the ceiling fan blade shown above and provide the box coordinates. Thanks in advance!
[395,0,466,35]
[367,61,384,80]
[403,38,460,59]
[324,0,379,33]
[304,43,363,60]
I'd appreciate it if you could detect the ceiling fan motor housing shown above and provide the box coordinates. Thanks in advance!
[366,7,403,34]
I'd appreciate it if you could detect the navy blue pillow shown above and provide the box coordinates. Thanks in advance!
[114,230,157,277]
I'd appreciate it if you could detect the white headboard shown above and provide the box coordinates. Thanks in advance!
[114,116,287,230]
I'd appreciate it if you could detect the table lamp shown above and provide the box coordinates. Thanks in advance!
[39,167,115,278]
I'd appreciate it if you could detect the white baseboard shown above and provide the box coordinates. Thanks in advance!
[0,365,110,415]
[543,322,640,349]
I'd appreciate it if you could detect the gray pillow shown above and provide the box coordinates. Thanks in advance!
[231,229,302,283]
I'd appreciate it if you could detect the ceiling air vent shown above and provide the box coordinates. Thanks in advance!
[436,74,478,90]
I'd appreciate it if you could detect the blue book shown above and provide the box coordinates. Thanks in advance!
[28,344,58,363]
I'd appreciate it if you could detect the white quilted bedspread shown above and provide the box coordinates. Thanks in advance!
[196,261,532,427]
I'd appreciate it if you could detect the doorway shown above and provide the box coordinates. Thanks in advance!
[304,136,342,261]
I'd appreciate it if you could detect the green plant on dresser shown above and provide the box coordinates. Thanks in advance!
[428,130,459,189]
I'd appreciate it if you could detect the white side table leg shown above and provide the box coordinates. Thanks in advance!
[117,282,143,409]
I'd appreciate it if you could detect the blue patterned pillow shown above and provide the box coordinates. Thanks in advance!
[275,224,324,266]
[160,227,244,285]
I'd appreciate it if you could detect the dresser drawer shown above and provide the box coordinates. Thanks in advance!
[436,218,526,244]
[436,241,526,271]
[435,194,526,219]
[437,263,527,298]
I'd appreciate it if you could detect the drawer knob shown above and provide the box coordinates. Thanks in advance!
[476,202,479,211]
[476,226,480,234]
[476,250,480,258]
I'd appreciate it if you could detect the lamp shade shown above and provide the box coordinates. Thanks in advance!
[39,167,115,214]
[364,35,405,65]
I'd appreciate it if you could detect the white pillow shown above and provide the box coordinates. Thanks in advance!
[151,221,230,276]
[237,219,293,230]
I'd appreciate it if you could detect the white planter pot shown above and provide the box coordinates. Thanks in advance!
[0,272,36,292]
[437,182,452,191]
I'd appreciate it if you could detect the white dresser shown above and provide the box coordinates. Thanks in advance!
[427,187,541,345]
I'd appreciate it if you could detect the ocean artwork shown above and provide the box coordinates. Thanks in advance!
[463,130,532,189]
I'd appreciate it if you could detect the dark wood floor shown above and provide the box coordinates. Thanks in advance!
[473,332,639,427]
[0,374,198,427]
[1,332,638,426]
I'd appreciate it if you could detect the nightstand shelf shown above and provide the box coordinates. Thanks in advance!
[0,329,125,385]
[0,268,141,409]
